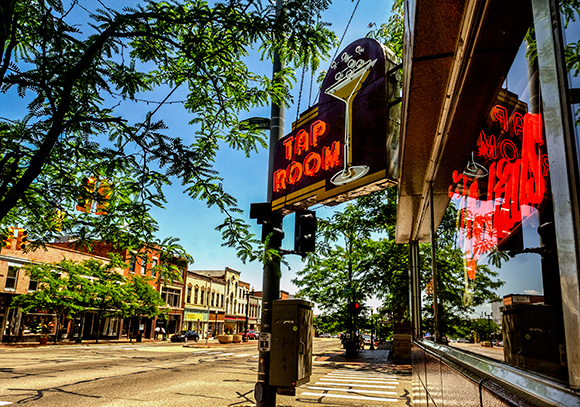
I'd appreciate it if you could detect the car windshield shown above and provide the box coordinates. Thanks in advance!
[175,331,186,335]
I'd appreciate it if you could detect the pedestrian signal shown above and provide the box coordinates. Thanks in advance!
[294,210,317,253]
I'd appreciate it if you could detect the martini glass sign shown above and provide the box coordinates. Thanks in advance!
[324,46,377,186]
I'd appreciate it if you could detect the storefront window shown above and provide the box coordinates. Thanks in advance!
[439,33,568,382]
[561,5,580,158]
[21,313,55,336]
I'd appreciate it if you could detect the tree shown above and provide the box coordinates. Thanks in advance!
[120,274,167,343]
[293,188,504,340]
[11,258,96,343]
[82,254,128,343]
[0,0,336,260]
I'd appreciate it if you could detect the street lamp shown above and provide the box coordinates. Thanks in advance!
[243,287,255,342]
[205,275,212,346]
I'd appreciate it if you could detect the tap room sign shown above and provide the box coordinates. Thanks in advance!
[271,38,400,215]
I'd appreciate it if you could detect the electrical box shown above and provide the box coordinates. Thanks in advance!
[269,299,313,390]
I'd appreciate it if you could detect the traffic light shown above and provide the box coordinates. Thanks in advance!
[1,227,14,249]
[76,176,95,213]
[16,228,28,250]
[294,210,316,253]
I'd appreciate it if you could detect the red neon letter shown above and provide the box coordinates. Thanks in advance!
[322,141,342,170]
[294,129,309,156]
[499,139,518,162]
[286,161,304,185]
[478,130,496,159]
[519,113,545,206]
[303,152,322,176]
[273,169,287,192]
[310,120,327,147]
[283,137,294,161]
[493,105,509,132]
[512,112,524,137]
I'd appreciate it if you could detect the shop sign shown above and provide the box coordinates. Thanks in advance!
[184,311,207,322]
[271,38,399,214]
[449,89,550,282]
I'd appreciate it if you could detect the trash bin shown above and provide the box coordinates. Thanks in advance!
[136,333,142,343]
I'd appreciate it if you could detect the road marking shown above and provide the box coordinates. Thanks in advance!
[0,402,13,405]
[321,378,398,384]
[316,381,397,389]
[307,386,397,395]
[217,353,236,356]
[252,355,259,358]
[235,354,252,357]
[329,373,398,380]
[301,392,398,402]
[204,351,223,355]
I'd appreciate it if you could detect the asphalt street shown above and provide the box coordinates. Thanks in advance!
[0,339,412,406]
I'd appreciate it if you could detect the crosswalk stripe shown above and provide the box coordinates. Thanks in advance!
[0,402,13,406]
[329,372,398,379]
[301,392,398,402]
[320,378,398,384]
[217,353,236,356]
[307,386,397,395]
[316,382,397,389]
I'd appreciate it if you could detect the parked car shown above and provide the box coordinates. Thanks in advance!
[456,337,469,343]
[241,330,258,340]
[319,333,331,338]
[363,334,371,345]
[170,330,199,342]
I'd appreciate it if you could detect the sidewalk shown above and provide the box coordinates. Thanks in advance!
[315,342,412,373]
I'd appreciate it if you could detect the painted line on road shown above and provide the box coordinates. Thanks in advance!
[0,401,13,405]
[329,373,398,380]
[330,370,398,377]
[235,354,252,357]
[301,392,398,402]
[252,355,259,358]
[321,378,398,384]
[217,353,236,356]
[308,386,397,395]
[204,351,224,355]
[316,381,397,389]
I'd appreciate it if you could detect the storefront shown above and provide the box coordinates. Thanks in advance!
[183,308,207,332]
[398,0,580,404]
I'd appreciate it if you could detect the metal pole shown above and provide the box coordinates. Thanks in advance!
[429,182,441,343]
[256,0,285,404]
[244,290,250,342]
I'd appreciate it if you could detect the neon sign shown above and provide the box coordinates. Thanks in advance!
[449,91,550,281]
[271,38,400,214]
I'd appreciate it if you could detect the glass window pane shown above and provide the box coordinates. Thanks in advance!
[440,32,568,382]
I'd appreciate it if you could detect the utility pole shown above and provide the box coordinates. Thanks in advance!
[255,0,285,405]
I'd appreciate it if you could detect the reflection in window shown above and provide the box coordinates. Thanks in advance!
[437,35,568,382]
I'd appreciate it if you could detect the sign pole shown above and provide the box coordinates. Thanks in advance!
[256,0,284,405]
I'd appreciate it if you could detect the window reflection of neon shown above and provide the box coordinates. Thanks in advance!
[450,109,549,280]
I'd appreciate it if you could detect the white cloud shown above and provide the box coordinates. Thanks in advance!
[524,289,542,295]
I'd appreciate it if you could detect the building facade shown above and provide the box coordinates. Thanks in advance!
[0,243,121,342]
[397,0,580,405]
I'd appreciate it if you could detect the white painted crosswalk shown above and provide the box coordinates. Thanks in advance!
[298,369,403,404]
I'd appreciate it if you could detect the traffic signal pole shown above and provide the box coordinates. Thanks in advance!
[255,1,285,405]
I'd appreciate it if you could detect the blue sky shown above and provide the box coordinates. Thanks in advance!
[137,0,396,294]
